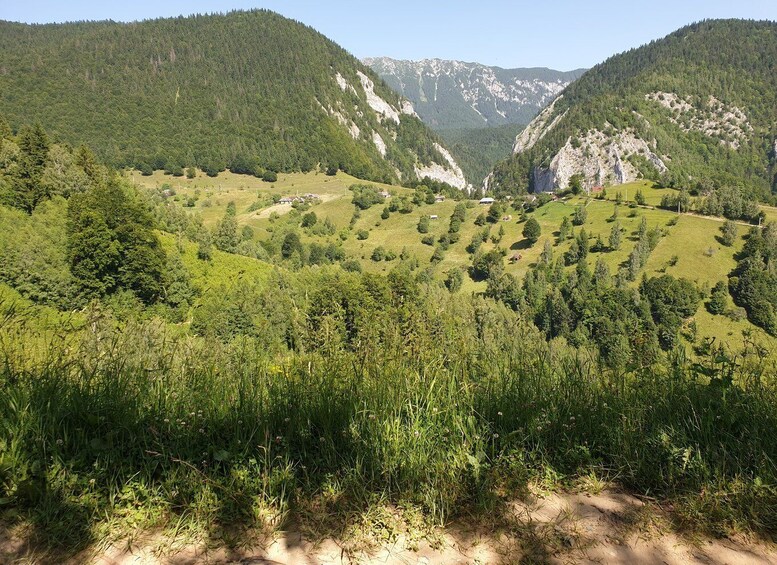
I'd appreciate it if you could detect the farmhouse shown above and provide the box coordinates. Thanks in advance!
[479,197,495,205]
[435,194,446,202]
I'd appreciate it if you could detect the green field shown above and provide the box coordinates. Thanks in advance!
[130,171,775,349]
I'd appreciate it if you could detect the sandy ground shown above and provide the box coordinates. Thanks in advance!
[3,490,776,564]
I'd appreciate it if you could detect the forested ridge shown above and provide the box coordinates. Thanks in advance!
[491,19,777,201]
[0,10,448,183]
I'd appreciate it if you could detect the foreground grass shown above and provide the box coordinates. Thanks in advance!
[1,284,776,558]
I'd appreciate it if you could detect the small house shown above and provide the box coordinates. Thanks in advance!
[279,197,294,204]
[502,215,513,222]
[434,194,446,202]
[379,190,391,198]
[429,214,439,220]
[509,253,523,263]
[479,197,495,205]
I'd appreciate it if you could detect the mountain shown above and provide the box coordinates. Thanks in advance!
[437,124,524,189]
[488,20,777,200]
[0,11,467,189]
[364,57,585,130]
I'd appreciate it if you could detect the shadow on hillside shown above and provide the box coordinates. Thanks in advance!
[510,239,533,251]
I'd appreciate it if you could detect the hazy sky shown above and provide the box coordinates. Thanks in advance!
[2,1,776,70]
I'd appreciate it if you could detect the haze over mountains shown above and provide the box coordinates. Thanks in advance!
[365,57,586,130]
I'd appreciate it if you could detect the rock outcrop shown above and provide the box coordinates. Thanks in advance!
[530,129,667,192]
[365,57,585,130]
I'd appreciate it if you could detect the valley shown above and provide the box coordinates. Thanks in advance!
[1,8,777,564]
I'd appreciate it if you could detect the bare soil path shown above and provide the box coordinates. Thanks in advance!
[3,490,776,564]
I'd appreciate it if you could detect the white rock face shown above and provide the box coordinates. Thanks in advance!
[335,72,358,96]
[356,70,401,124]
[329,72,467,189]
[401,99,418,116]
[365,56,584,128]
[372,131,387,157]
[645,91,752,149]
[414,143,469,190]
[532,129,667,192]
[513,95,566,154]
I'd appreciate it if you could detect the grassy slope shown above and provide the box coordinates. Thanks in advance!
[131,170,775,348]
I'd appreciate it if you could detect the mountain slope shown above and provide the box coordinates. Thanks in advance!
[489,19,777,200]
[0,10,467,188]
[437,124,524,189]
[364,57,585,130]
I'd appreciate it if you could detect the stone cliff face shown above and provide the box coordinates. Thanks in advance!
[529,129,667,192]
[511,88,754,193]
[327,71,470,190]
[364,57,585,130]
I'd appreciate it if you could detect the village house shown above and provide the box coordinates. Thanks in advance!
[479,197,495,205]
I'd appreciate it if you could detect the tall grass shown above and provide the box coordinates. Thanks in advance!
[1,289,776,554]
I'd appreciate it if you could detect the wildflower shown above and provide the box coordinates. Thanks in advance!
[89,478,96,485]
[319,436,326,443]
[56,439,63,445]
[368,414,376,420]
[414,430,420,437]
[497,411,503,416]
[493,433,499,439]
[284,417,290,423]
[199,428,205,434]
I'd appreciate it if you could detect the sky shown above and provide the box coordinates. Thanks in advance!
[1,1,776,70]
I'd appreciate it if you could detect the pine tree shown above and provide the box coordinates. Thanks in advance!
[67,178,165,302]
[609,222,622,250]
[213,211,239,252]
[594,258,611,287]
[522,217,541,245]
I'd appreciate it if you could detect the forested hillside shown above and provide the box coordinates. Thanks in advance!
[489,20,777,201]
[0,10,465,187]
[438,124,524,188]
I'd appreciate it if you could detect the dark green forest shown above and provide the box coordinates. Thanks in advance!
[490,20,777,202]
[0,10,449,184]
[438,124,524,188]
